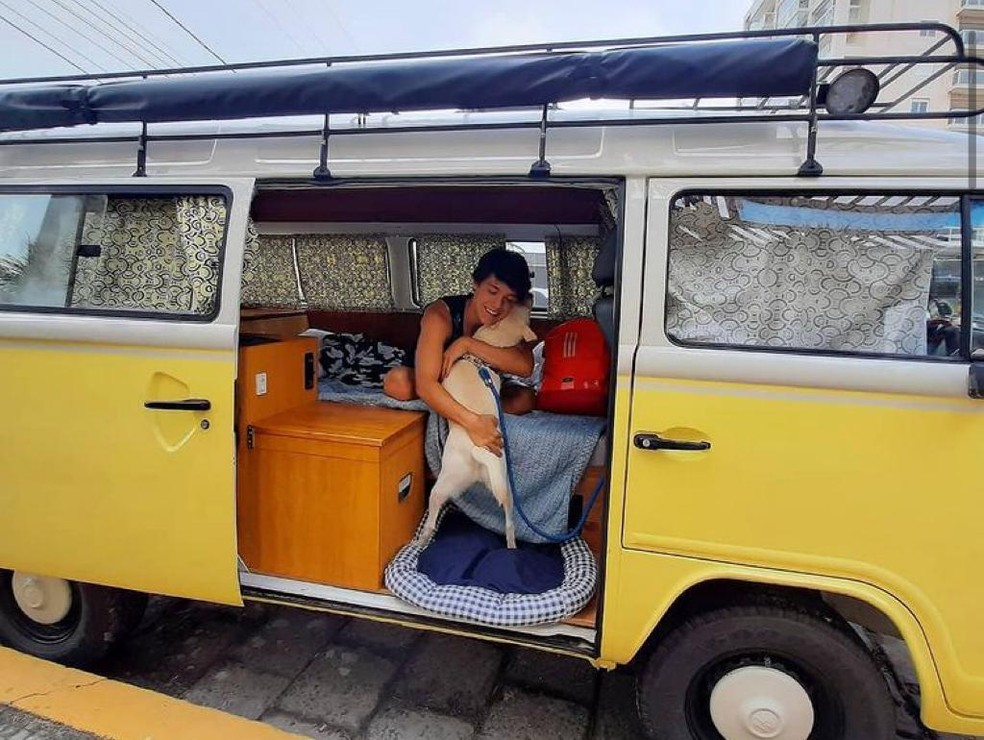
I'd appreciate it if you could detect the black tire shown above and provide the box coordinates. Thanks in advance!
[636,604,896,740]
[0,570,131,668]
[118,591,149,636]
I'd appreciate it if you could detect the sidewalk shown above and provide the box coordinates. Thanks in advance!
[0,647,291,740]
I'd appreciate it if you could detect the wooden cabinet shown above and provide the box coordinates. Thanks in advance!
[238,402,427,592]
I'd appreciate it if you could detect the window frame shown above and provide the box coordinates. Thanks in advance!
[662,189,976,363]
[0,184,232,323]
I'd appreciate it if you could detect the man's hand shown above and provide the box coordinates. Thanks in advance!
[441,336,473,380]
[465,414,503,457]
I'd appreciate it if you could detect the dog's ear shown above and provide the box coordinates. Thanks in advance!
[522,327,537,343]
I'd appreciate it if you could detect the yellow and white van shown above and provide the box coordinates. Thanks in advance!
[1,22,982,740]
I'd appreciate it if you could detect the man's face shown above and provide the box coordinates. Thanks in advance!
[473,275,517,326]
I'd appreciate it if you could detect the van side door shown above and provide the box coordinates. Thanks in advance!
[623,180,984,717]
[0,178,254,605]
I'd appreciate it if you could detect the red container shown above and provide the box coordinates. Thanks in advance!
[536,318,610,417]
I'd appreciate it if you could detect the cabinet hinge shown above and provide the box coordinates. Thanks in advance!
[247,426,254,450]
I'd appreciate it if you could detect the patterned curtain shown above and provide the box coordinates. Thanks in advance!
[240,232,301,308]
[666,197,940,355]
[175,196,224,315]
[544,236,601,318]
[72,195,227,315]
[414,234,505,305]
[295,234,394,311]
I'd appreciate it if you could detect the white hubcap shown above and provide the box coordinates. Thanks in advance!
[708,665,815,740]
[11,573,73,625]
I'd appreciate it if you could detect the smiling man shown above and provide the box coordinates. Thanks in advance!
[383,248,536,456]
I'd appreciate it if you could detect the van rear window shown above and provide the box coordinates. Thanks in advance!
[0,192,228,319]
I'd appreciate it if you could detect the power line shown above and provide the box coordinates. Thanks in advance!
[252,0,309,57]
[148,0,227,65]
[0,0,97,73]
[32,0,148,69]
[80,0,185,68]
[323,0,361,54]
[283,0,330,55]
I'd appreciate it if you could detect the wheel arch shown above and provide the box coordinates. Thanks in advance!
[615,573,949,728]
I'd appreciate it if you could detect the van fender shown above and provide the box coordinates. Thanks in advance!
[600,549,984,735]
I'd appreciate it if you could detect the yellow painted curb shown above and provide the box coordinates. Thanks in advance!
[0,647,295,739]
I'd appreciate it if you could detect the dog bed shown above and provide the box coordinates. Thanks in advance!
[384,508,597,627]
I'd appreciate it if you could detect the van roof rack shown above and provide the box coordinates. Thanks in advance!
[0,22,979,178]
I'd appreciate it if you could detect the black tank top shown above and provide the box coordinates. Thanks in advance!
[407,294,471,367]
[441,294,470,347]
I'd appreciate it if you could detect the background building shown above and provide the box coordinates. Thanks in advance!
[744,0,983,133]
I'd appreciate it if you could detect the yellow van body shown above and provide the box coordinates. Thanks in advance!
[2,29,984,738]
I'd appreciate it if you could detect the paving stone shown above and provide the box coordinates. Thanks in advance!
[229,606,344,678]
[260,710,352,739]
[336,618,420,656]
[101,600,252,696]
[366,705,474,740]
[0,706,97,740]
[504,648,598,706]
[478,687,590,740]
[276,645,398,732]
[183,659,292,720]
[394,633,503,717]
[592,670,645,740]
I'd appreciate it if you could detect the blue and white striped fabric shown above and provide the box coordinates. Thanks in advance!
[385,508,597,627]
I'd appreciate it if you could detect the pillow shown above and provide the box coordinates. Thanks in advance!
[319,332,406,387]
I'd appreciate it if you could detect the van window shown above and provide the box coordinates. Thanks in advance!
[666,193,964,358]
[410,234,505,306]
[0,192,228,319]
[296,234,394,311]
[972,199,984,357]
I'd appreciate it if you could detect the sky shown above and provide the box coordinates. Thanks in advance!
[0,0,753,80]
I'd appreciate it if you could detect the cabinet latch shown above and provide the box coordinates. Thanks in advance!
[247,426,254,450]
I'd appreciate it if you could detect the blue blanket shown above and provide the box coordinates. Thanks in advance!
[318,377,606,544]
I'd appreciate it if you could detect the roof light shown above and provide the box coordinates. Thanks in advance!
[822,69,880,116]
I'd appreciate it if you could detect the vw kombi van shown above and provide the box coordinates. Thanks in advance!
[1,22,983,740]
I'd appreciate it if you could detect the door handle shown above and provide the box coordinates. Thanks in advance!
[634,433,710,451]
[144,398,212,411]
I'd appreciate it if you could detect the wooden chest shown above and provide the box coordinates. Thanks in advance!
[237,401,427,591]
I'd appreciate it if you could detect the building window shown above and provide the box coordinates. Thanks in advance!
[919,21,935,38]
[962,0,984,8]
[848,0,868,25]
[962,29,983,48]
[910,99,929,113]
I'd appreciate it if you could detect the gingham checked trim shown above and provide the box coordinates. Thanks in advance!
[384,507,597,627]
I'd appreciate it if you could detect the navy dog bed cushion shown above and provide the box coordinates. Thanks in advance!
[417,511,564,594]
[385,507,597,627]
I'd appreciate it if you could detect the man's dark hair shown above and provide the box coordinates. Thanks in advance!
[472,248,531,302]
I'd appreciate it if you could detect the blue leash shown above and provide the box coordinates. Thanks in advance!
[478,365,605,544]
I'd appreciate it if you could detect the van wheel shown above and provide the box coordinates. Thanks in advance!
[0,570,131,667]
[636,605,896,740]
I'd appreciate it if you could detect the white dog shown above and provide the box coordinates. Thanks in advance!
[418,305,537,549]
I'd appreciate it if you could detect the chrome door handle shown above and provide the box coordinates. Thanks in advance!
[144,398,212,411]
[634,433,710,451]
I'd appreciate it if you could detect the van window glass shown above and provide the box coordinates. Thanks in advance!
[666,193,963,358]
[507,241,549,312]
[0,192,228,317]
[0,194,83,309]
[411,234,505,305]
[972,200,984,358]
[71,195,226,316]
